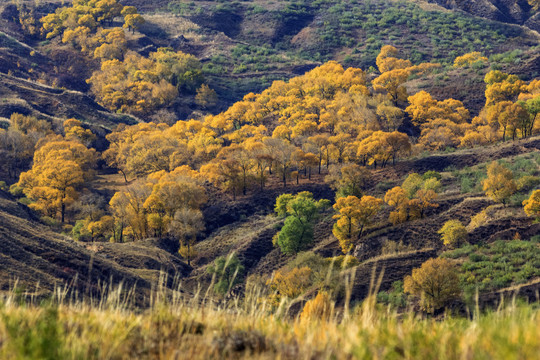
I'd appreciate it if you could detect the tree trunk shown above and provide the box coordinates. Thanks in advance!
[119,169,128,184]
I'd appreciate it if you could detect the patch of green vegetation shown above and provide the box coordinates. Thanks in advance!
[292,0,531,68]
[443,240,540,300]
[451,154,540,195]
[451,165,487,194]
[377,280,407,308]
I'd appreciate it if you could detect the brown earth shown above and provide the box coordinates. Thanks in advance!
[0,190,190,303]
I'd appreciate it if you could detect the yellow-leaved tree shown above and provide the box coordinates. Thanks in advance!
[404,258,461,313]
[523,190,540,221]
[482,162,517,205]
[17,136,97,222]
[332,195,383,254]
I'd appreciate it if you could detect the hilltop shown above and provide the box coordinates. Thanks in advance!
[0,0,538,121]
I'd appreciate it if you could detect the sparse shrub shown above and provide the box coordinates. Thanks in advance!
[423,170,442,181]
[404,258,461,313]
[439,220,468,249]
[517,175,540,192]
[467,206,498,231]
[381,240,414,255]
[377,280,407,308]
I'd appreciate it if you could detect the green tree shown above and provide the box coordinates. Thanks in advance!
[207,253,245,295]
[273,192,330,255]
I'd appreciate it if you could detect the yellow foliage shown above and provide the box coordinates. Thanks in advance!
[267,267,312,306]
[453,52,488,68]
[17,136,96,222]
[300,291,333,322]
[333,195,383,254]
[523,190,540,220]
[439,220,468,249]
[482,162,517,204]
[404,258,461,313]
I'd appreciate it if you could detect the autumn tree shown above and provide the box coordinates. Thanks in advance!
[150,47,203,92]
[384,186,411,225]
[402,173,424,198]
[0,113,51,180]
[87,52,179,115]
[266,266,312,306]
[406,91,469,128]
[404,258,461,313]
[17,137,97,222]
[438,220,468,249]
[484,70,525,106]
[170,207,204,266]
[325,164,366,199]
[200,158,242,200]
[487,101,528,141]
[385,131,411,165]
[109,180,152,241]
[274,192,330,255]
[143,166,206,232]
[93,27,127,60]
[523,190,540,221]
[103,123,194,182]
[519,96,540,137]
[195,84,218,109]
[453,52,488,68]
[385,174,440,225]
[373,46,439,102]
[307,134,330,174]
[63,118,96,146]
[332,195,383,254]
[122,6,145,33]
[376,102,404,131]
[482,162,517,205]
[40,0,139,54]
[264,137,297,187]
[300,291,333,322]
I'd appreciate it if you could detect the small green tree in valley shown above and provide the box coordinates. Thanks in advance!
[273,192,330,255]
[439,220,468,249]
[207,253,245,295]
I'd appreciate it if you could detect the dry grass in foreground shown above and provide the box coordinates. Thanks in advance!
[1,277,540,360]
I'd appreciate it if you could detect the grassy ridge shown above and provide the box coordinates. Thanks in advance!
[1,286,540,359]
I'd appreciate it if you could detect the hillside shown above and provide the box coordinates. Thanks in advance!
[1,1,540,357]
[0,190,191,303]
[0,0,538,118]
[427,0,540,31]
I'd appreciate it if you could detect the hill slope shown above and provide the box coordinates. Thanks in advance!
[0,190,190,302]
